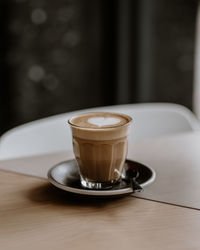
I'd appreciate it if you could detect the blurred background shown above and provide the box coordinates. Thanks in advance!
[0,0,198,135]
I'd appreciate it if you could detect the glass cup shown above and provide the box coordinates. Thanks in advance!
[68,112,132,189]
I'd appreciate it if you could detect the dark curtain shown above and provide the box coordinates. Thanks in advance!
[0,0,198,135]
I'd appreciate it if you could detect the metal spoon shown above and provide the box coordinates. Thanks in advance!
[123,166,143,192]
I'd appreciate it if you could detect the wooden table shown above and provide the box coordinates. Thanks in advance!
[1,131,200,250]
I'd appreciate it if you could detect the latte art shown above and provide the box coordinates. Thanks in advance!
[88,117,121,127]
[69,112,130,129]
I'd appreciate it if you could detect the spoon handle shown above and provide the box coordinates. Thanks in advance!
[131,179,143,192]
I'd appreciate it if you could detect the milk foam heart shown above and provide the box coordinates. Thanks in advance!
[69,112,131,130]
[88,117,121,127]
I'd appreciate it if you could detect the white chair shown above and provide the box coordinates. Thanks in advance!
[0,103,199,160]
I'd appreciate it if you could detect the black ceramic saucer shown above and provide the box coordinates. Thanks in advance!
[47,159,156,196]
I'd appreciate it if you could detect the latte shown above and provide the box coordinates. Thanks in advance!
[68,112,132,189]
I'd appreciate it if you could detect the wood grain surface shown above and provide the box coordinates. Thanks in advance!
[1,131,200,209]
[1,169,200,250]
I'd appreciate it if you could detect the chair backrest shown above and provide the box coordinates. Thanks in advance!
[0,103,199,160]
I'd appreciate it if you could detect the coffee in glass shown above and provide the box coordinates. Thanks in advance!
[68,112,132,189]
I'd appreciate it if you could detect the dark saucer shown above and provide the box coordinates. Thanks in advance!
[47,159,156,196]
